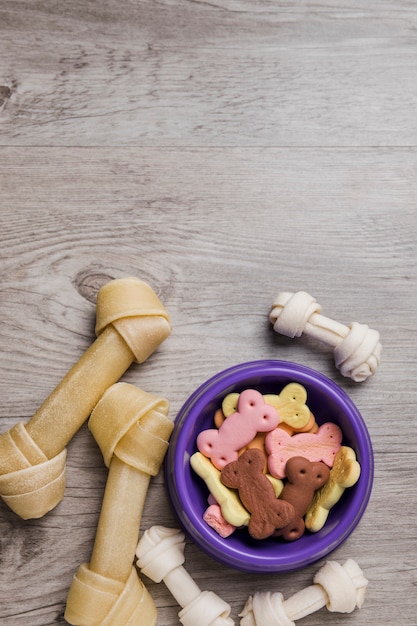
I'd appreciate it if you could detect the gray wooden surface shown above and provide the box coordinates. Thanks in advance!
[0,1,416,624]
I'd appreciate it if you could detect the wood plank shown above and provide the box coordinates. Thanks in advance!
[1,1,417,147]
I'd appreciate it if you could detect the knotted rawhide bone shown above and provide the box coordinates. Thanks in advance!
[0,277,171,519]
[136,526,235,626]
[269,290,382,382]
[240,559,368,626]
[65,383,173,626]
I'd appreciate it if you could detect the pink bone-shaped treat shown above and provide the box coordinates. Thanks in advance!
[196,389,280,469]
[265,422,343,478]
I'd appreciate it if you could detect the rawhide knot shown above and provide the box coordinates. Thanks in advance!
[334,322,381,382]
[88,382,172,475]
[269,291,321,338]
[95,277,171,363]
[65,564,156,626]
[0,422,67,519]
[136,525,186,582]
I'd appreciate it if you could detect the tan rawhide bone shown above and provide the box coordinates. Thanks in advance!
[269,291,382,382]
[0,277,171,519]
[65,383,173,626]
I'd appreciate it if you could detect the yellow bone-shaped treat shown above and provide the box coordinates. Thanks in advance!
[65,383,173,626]
[0,277,171,519]
[221,392,240,417]
[264,383,311,430]
[190,451,283,528]
[191,452,249,527]
[305,446,361,532]
[222,383,311,430]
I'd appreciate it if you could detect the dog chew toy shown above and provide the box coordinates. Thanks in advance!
[239,559,368,625]
[65,383,173,626]
[136,526,235,626]
[0,277,171,519]
[269,290,381,382]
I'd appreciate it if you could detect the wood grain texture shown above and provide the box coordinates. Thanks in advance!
[1,1,417,147]
[0,1,417,625]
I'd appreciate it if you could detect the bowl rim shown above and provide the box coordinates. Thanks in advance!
[164,359,374,573]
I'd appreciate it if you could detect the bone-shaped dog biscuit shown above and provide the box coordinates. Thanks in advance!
[221,449,294,540]
[264,383,311,430]
[0,277,171,519]
[190,451,284,530]
[190,451,251,527]
[221,392,240,417]
[266,423,342,479]
[222,384,311,432]
[305,446,361,532]
[275,457,330,541]
[197,389,280,469]
[203,503,236,538]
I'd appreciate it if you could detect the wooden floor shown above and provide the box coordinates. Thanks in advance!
[0,2,416,624]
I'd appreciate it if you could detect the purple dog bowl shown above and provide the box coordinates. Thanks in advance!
[164,360,373,573]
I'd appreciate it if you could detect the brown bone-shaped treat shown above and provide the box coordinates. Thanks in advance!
[220,448,294,540]
[275,456,330,541]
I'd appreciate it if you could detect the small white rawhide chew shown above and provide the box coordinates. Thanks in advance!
[136,526,235,626]
[239,559,368,626]
[0,277,171,519]
[64,384,173,626]
[269,291,381,382]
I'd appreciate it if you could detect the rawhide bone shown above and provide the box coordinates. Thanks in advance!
[0,277,171,519]
[240,559,368,626]
[269,290,381,381]
[136,526,235,626]
[65,383,173,626]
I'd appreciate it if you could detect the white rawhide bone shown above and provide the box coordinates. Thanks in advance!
[64,384,174,626]
[136,526,235,626]
[269,291,382,382]
[0,276,171,519]
[239,559,368,626]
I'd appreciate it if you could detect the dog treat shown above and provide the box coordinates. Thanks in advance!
[191,450,284,533]
[266,422,342,479]
[221,449,295,540]
[269,290,381,382]
[221,386,317,440]
[65,383,173,626]
[273,457,330,541]
[136,526,235,626]
[197,389,280,470]
[203,503,237,538]
[305,446,361,532]
[277,411,318,436]
[222,384,311,432]
[191,451,251,527]
[192,385,359,541]
[221,392,240,417]
[0,277,171,519]
[214,407,227,428]
[264,383,311,431]
[209,385,317,472]
[239,559,368,625]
